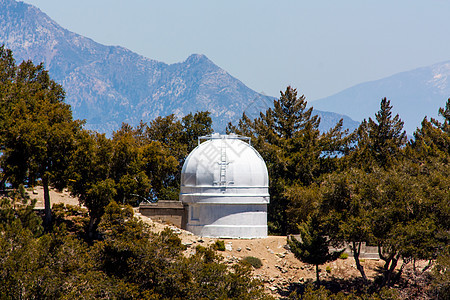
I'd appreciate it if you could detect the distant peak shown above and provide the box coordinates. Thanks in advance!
[2,0,27,9]
[185,53,209,63]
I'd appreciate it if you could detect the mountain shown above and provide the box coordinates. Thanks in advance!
[0,0,357,135]
[312,62,450,134]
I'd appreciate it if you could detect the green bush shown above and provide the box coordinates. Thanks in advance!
[242,256,263,269]
[326,266,332,273]
[339,252,349,259]
[213,240,225,251]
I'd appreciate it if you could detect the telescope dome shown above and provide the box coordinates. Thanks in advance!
[180,133,269,238]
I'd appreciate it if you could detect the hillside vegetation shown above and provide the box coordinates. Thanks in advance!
[0,46,449,299]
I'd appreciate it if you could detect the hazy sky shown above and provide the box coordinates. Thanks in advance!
[23,0,450,101]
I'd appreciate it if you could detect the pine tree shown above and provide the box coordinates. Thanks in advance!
[412,98,450,162]
[228,86,348,234]
[349,98,407,169]
[287,215,342,285]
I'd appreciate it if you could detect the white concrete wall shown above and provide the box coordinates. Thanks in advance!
[186,203,268,238]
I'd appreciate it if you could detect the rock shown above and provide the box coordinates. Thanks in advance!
[269,286,277,292]
[168,226,182,234]
[225,242,233,251]
[236,247,242,252]
[197,239,204,243]
[276,253,285,258]
[246,247,251,251]
[275,265,288,273]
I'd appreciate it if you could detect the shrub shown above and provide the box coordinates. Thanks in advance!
[242,256,263,269]
[213,240,225,251]
[339,252,349,259]
[326,266,332,273]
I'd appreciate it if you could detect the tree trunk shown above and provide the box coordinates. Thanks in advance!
[394,257,411,283]
[315,264,320,285]
[386,255,399,286]
[42,175,52,230]
[421,259,433,273]
[352,241,368,283]
[87,215,100,241]
[381,252,399,287]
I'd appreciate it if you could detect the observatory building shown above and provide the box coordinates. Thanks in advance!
[180,133,270,238]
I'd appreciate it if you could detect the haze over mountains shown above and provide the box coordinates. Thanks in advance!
[2,0,448,136]
[312,62,450,135]
[0,0,359,135]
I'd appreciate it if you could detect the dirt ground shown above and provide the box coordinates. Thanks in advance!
[27,187,428,298]
[27,186,81,208]
[134,211,390,296]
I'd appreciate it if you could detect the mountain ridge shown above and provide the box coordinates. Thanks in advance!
[312,61,450,134]
[1,0,358,134]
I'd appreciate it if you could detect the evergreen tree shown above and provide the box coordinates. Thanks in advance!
[68,130,114,238]
[349,98,407,169]
[319,169,374,283]
[228,86,348,234]
[366,162,447,286]
[411,98,450,162]
[143,111,213,198]
[0,47,82,228]
[287,215,342,285]
[181,111,214,152]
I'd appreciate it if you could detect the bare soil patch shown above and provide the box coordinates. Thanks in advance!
[27,186,81,208]
[133,211,402,297]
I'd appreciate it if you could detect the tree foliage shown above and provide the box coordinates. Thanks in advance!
[347,97,407,169]
[411,98,450,163]
[0,46,82,228]
[284,97,449,290]
[0,198,271,299]
[67,112,212,238]
[228,86,349,234]
[288,215,342,285]
[1,45,449,297]
[319,168,374,283]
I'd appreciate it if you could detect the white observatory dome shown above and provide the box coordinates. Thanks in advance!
[180,133,269,238]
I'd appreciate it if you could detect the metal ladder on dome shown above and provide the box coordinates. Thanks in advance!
[218,138,228,192]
